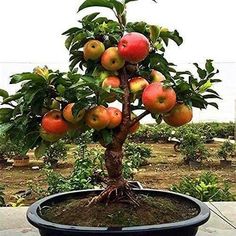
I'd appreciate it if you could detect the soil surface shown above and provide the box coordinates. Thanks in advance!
[42,193,199,227]
[0,142,235,206]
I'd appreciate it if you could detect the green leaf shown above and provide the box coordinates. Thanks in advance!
[0,89,9,98]
[207,102,219,109]
[82,12,100,23]
[149,25,160,43]
[2,93,23,104]
[0,123,13,135]
[199,80,212,93]
[65,35,74,50]
[193,63,207,79]
[62,27,81,35]
[22,131,41,155]
[110,0,125,14]
[78,0,113,12]
[205,59,214,73]
[206,89,219,96]
[203,94,222,99]
[101,129,113,145]
[0,108,13,123]
[34,141,48,158]
[10,73,45,84]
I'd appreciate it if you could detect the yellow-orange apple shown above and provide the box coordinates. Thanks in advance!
[142,82,176,113]
[63,103,85,124]
[83,40,105,61]
[163,103,193,127]
[101,47,125,71]
[85,106,110,130]
[150,70,165,83]
[129,77,149,96]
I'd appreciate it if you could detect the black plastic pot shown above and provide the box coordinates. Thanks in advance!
[27,189,210,236]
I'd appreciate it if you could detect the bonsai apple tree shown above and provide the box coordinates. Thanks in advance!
[0,0,221,204]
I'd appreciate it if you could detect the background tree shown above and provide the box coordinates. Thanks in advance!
[0,0,221,204]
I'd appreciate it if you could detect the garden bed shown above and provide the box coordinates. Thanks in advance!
[0,142,235,205]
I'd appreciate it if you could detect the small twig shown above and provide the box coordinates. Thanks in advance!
[129,110,150,127]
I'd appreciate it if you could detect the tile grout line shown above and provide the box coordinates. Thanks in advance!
[209,207,236,230]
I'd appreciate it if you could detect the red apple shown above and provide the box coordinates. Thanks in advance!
[101,47,125,71]
[118,32,150,63]
[142,82,176,113]
[102,76,121,89]
[42,109,69,134]
[107,107,122,129]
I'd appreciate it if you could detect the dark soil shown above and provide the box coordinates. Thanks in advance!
[41,193,199,227]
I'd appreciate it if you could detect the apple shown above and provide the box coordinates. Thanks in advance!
[142,82,176,113]
[85,106,110,130]
[107,107,122,129]
[163,103,193,127]
[129,113,140,134]
[129,77,149,96]
[150,70,165,83]
[101,47,125,71]
[118,32,150,63]
[83,40,105,61]
[42,109,69,134]
[102,76,121,89]
[101,76,121,103]
[39,127,64,142]
[63,103,85,124]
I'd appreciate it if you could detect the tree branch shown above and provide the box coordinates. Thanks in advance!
[129,110,150,127]
[114,67,131,144]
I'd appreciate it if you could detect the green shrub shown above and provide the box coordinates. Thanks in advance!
[42,140,68,165]
[30,143,152,196]
[123,142,152,179]
[63,130,93,145]
[171,172,235,201]
[31,145,105,196]
[128,122,235,143]
[179,130,209,164]
[0,136,25,160]
[217,140,236,160]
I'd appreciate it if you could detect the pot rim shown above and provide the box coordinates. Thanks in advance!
[27,189,210,233]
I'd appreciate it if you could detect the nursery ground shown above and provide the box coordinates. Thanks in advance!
[0,142,235,205]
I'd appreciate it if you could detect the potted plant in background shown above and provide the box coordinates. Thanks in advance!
[0,0,222,235]
[0,137,29,167]
[217,140,235,167]
[179,131,210,167]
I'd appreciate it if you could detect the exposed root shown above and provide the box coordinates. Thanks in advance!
[87,181,139,207]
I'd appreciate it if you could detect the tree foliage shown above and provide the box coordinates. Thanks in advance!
[0,0,221,155]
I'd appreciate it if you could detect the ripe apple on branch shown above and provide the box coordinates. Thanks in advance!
[0,0,221,205]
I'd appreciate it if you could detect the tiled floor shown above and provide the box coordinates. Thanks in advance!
[0,202,235,235]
